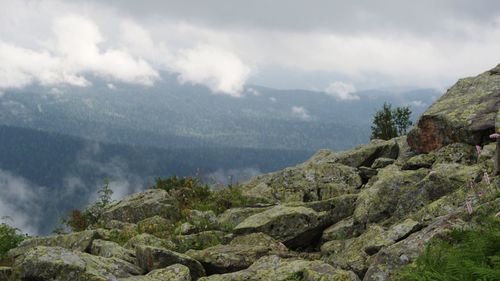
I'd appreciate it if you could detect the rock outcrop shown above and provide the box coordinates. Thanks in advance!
[4,65,500,281]
[408,64,500,153]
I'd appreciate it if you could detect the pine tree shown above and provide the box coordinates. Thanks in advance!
[370,103,412,140]
[393,106,413,135]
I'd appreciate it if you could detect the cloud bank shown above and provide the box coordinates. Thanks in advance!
[2,0,500,95]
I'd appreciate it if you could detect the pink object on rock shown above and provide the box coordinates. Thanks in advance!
[476,145,482,155]
[490,133,500,139]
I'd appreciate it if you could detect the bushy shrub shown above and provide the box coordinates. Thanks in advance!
[398,217,500,281]
[153,176,263,216]
[0,219,27,262]
[62,180,114,232]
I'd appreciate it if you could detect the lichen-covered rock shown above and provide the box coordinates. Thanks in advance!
[321,219,421,278]
[184,210,221,233]
[217,207,271,231]
[102,189,179,224]
[13,246,141,281]
[321,225,392,277]
[418,163,481,201]
[371,158,395,169]
[408,64,500,153]
[358,166,378,183]
[241,150,363,203]
[137,215,173,236]
[330,139,400,168]
[173,231,226,253]
[8,229,102,258]
[433,143,477,165]
[100,220,139,239]
[119,264,191,281]
[233,205,327,248]
[135,245,205,280]
[0,267,12,281]
[322,217,363,242]
[124,233,176,251]
[90,239,136,264]
[353,165,429,224]
[186,233,289,274]
[401,153,436,170]
[363,214,467,281]
[198,255,360,281]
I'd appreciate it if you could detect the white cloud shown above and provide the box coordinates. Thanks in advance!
[2,1,500,93]
[0,15,158,89]
[269,97,277,102]
[246,87,260,96]
[107,83,116,90]
[291,106,311,120]
[324,81,359,100]
[172,45,251,97]
[410,100,427,107]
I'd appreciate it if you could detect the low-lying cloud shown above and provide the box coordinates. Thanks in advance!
[291,106,312,120]
[0,141,147,235]
[325,81,359,101]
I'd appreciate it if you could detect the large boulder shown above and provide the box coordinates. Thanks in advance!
[408,64,500,153]
[119,264,192,281]
[90,239,136,264]
[217,206,271,231]
[186,233,289,274]
[198,255,360,281]
[173,231,226,253]
[241,150,363,203]
[329,139,400,168]
[102,189,179,224]
[124,233,176,251]
[135,245,205,280]
[233,205,329,248]
[363,214,467,281]
[8,229,102,258]
[13,246,141,281]
[353,165,429,224]
[137,215,174,236]
[321,219,421,278]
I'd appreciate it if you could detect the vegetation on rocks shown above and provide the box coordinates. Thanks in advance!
[0,219,27,263]
[399,216,500,281]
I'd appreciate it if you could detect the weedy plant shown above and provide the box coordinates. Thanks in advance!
[0,217,27,264]
[61,180,114,232]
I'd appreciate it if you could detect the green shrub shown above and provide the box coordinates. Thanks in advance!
[152,176,264,217]
[62,180,114,232]
[398,217,500,281]
[0,219,27,261]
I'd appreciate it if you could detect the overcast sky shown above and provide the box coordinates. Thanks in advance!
[1,0,500,97]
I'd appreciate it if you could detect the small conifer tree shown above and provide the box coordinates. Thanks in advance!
[370,103,412,140]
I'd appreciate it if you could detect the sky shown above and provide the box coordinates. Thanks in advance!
[1,0,500,98]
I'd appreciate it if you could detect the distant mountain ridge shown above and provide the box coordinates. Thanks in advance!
[0,72,439,151]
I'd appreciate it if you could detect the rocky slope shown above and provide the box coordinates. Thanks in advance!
[2,65,500,281]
